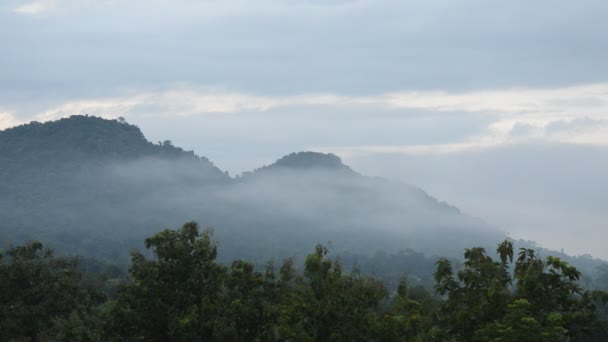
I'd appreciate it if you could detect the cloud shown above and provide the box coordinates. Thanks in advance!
[31,96,147,123]
[3,0,608,94]
[0,112,23,130]
[509,123,536,137]
[321,84,608,155]
[14,0,55,14]
[13,82,608,117]
[11,0,117,15]
[545,117,603,134]
[4,83,608,154]
[316,140,503,158]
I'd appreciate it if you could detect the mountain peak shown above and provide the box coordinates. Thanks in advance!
[0,115,150,158]
[0,115,225,178]
[243,151,354,177]
[271,152,351,170]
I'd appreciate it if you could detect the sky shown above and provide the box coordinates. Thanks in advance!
[2,0,608,257]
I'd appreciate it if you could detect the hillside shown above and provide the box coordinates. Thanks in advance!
[0,115,225,173]
[0,116,509,267]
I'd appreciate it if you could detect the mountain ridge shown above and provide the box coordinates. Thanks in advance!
[4,115,601,278]
[1,115,606,286]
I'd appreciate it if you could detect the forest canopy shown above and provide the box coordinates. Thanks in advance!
[1,221,608,341]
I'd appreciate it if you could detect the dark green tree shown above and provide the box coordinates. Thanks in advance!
[433,243,513,340]
[474,299,567,341]
[378,275,436,341]
[286,245,387,341]
[433,240,602,341]
[514,249,596,339]
[105,222,227,341]
[0,242,103,341]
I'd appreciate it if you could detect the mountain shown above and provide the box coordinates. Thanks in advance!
[253,151,354,173]
[0,115,225,175]
[1,116,505,267]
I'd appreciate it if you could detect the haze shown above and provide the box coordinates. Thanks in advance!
[2,0,607,258]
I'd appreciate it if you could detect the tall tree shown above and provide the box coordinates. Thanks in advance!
[106,222,227,340]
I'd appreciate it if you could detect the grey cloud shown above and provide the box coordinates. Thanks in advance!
[1,0,608,97]
[545,117,603,134]
[510,123,535,137]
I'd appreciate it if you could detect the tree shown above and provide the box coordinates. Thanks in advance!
[105,222,227,340]
[213,259,282,340]
[433,244,512,340]
[514,249,596,339]
[433,240,600,341]
[474,299,567,341]
[379,275,436,340]
[3,229,608,341]
[290,245,387,341]
[0,241,103,341]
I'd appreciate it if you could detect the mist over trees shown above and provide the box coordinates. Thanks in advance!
[2,116,607,283]
[3,116,608,340]
[0,116,502,264]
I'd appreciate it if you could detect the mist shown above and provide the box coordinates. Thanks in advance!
[347,142,608,259]
[1,146,504,265]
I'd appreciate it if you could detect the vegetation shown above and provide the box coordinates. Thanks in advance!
[2,222,607,341]
[4,116,602,277]
[3,116,608,340]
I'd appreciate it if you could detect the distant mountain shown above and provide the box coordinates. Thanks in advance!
[0,115,225,175]
[254,151,354,173]
[1,116,504,267]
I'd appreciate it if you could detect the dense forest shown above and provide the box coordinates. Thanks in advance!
[2,221,608,341]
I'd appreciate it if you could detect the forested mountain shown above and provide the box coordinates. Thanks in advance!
[0,116,497,261]
[0,116,606,288]
[3,116,608,340]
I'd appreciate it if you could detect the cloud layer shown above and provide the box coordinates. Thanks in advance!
[2,0,608,94]
[3,83,607,157]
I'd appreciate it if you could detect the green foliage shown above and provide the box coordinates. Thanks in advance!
[434,240,603,341]
[474,299,567,341]
[0,241,104,341]
[104,224,389,341]
[293,245,387,340]
[105,222,227,340]
[378,275,436,341]
[433,246,512,340]
[2,225,607,341]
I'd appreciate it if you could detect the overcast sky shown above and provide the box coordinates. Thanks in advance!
[2,0,608,258]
